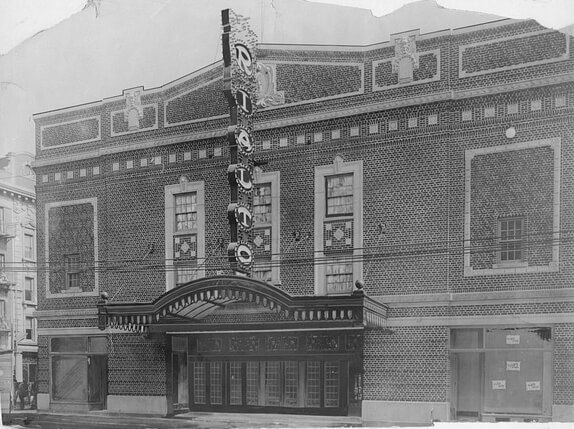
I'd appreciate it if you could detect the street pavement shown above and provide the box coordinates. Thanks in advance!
[2,410,381,429]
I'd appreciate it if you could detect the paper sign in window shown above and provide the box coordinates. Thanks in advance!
[526,381,541,391]
[492,380,506,390]
[506,334,520,345]
[506,361,521,371]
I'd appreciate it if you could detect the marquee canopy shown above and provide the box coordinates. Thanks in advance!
[97,275,388,335]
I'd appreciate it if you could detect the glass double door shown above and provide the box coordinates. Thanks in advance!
[186,359,346,413]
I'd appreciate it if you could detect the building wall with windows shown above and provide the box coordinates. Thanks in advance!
[0,152,37,410]
[32,17,574,422]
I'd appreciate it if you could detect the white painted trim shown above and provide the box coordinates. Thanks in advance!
[35,308,98,317]
[464,137,561,277]
[253,170,281,284]
[37,327,106,336]
[44,198,99,298]
[459,30,570,78]
[372,49,441,91]
[164,181,205,290]
[109,103,159,136]
[387,313,574,327]
[314,159,363,295]
[378,288,574,306]
[40,116,101,150]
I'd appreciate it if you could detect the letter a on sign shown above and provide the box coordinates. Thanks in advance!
[235,44,253,76]
[235,127,254,155]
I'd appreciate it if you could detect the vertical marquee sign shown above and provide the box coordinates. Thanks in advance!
[222,9,257,275]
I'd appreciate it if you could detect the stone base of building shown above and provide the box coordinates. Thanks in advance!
[106,395,167,416]
[552,405,574,422]
[362,400,449,424]
[37,393,49,411]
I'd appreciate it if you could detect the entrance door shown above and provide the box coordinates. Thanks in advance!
[188,359,347,414]
[454,353,481,419]
[88,355,107,408]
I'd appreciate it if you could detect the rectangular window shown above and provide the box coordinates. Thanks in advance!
[175,193,197,231]
[166,182,205,289]
[0,300,6,319]
[253,182,274,282]
[210,361,223,405]
[0,253,4,270]
[499,217,524,263]
[0,208,4,233]
[252,265,272,283]
[253,183,272,224]
[326,174,353,216]
[193,362,206,404]
[175,265,196,286]
[25,277,34,302]
[324,361,340,407]
[326,259,353,294]
[306,361,321,407]
[450,327,552,418]
[25,317,34,340]
[24,233,34,259]
[246,361,260,406]
[64,254,80,290]
[229,362,243,405]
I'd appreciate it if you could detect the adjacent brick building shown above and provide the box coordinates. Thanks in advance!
[32,13,573,424]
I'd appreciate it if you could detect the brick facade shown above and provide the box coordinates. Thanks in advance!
[33,18,574,422]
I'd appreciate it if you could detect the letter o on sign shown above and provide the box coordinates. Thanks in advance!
[235,243,254,268]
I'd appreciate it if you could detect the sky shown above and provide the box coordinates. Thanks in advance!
[0,0,572,156]
[1,0,572,55]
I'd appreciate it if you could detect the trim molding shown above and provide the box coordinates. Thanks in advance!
[464,137,561,277]
[44,198,99,298]
[387,313,574,327]
[377,288,574,307]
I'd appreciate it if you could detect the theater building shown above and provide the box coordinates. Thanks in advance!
[32,9,573,424]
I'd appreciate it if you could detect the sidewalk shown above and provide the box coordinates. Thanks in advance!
[2,409,425,428]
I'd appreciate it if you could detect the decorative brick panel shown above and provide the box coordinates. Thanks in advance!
[363,327,449,401]
[469,146,555,270]
[41,117,101,148]
[275,62,363,103]
[460,31,569,77]
[108,333,168,396]
[47,202,96,295]
[553,324,574,405]
[164,79,228,125]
